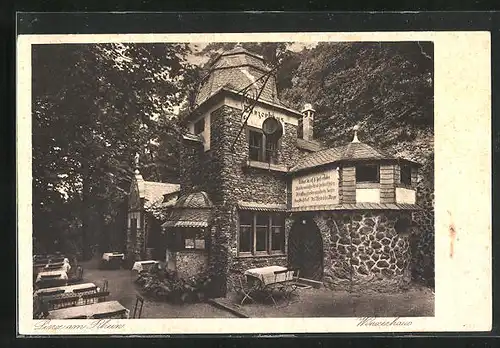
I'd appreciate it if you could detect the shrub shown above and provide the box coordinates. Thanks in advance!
[135,269,212,304]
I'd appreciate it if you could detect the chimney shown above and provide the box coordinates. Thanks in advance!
[300,103,315,141]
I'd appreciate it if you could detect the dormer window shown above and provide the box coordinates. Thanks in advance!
[400,164,412,186]
[356,164,380,183]
[194,118,205,135]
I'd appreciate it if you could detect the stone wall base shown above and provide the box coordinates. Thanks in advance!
[176,251,208,278]
[323,272,412,293]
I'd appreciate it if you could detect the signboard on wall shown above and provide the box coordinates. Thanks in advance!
[291,168,339,209]
[245,106,286,133]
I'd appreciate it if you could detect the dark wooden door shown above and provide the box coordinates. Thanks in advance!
[288,218,323,281]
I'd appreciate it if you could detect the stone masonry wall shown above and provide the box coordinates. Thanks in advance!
[206,105,303,296]
[211,104,300,205]
[316,210,413,292]
[175,251,209,279]
[179,139,205,196]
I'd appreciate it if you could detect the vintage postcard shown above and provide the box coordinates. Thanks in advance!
[17,31,491,335]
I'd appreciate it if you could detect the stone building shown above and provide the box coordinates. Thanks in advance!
[160,45,425,296]
[126,168,179,261]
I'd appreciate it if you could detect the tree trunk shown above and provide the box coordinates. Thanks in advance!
[81,166,93,260]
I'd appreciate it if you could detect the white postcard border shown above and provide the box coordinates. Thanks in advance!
[17,31,492,334]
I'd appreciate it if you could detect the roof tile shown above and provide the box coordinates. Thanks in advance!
[289,142,396,173]
[141,181,180,209]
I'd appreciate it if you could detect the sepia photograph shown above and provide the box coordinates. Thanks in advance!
[17,29,491,334]
[30,40,434,320]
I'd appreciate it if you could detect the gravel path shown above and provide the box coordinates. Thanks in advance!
[225,286,434,318]
[79,256,433,318]
[79,257,236,318]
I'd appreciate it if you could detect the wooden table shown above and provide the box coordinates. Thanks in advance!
[46,300,130,319]
[131,260,159,273]
[101,253,125,261]
[244,266,294,286]
[244,266,295,306]
[34,283,97,296]
[35,270,68,288]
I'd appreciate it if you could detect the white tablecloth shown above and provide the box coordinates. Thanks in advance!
[34,282,97,296]
[46,300,130,319]
[244,266,294,285]
[132,260,159,272]
[102,253,125,261]
[36,270,68,283]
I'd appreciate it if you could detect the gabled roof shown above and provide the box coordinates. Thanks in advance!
[289,140,416,173]
[141,181,180,209]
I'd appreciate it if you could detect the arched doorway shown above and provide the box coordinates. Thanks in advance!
[288,216,323,281]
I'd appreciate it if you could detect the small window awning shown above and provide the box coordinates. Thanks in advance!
[237,201,287,212]
[161,209,211,228]
[161,191,214,230]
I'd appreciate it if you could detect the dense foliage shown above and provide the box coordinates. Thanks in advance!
[135,268,212,303]
[32,43,198,258]
[279,42,433,160]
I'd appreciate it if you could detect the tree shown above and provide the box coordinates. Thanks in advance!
[32,43,196,258]
[279,41,434,162]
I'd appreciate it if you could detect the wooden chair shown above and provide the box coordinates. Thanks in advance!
[132,295,144,318]
[82,291,110,305]
[36,298,50,318]
[49,294,80,310]
[229,269,256,306]
[283,268,301,301]
[68,266,83,284]
[102,280,109,293]
[262,269,290,306]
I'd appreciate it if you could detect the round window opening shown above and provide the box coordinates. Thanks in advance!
[394,217,412,235]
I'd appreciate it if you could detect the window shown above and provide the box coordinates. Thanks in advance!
[194,118,205,135]
[249,131,263,162]
[265,137,278,163]
[238,212,285,255]
[248,128,279,164]
[400,164,412,186]
[183,228,206,250]
[171,228,206,251]
[356,164,380,183]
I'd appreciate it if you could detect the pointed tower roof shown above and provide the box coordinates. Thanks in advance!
[289,125,419,173]
[194,44,278,107]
